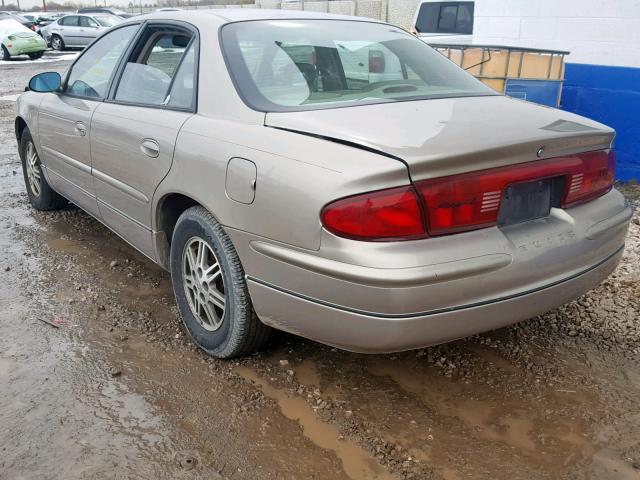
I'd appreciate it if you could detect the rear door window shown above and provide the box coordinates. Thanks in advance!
[415,2,474,35]
[79,16,99,28]
[114,28,195,108]
[60,15,79,26]
[165,42,197,109]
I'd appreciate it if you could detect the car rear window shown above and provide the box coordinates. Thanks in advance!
[415,2,474,35]
[221,19,494,112]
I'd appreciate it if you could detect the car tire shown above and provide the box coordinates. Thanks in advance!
[0,45,10,61]
[19,127,67,211]
[170,206,271,358]
[50,35,64,51]
[28,51,44,60]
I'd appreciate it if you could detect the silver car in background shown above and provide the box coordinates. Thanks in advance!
[15,11,632,358]
[41,13,122,50]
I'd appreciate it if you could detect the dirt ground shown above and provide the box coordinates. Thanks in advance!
[1,55,640,480]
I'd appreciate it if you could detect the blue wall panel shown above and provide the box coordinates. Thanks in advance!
[505,79,562,107]
[561,63,640,181]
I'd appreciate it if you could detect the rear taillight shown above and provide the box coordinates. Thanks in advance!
[562,150,615,207]
[321,150,615,241]
[369,50,386,73]
[321,186,425,241]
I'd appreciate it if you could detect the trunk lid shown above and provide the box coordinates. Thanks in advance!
[265,95,614,181]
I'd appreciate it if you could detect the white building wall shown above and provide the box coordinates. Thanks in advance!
[471,0,640,67]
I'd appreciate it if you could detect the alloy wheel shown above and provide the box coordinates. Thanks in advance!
[25,141,41,197]
[181,236,226,331]
[51,37,61,50]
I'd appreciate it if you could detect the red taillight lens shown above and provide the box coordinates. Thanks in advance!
[416,150,614,236]
[321,186,425,241]
[369,50,386,73]
[322,150,615,241]
[563,150,615,207]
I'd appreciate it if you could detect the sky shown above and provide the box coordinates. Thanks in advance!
[2,0,147,9]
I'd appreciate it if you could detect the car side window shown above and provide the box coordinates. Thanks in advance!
[64,25,139,99]
[415,2,474,35]
[79,16,99,28]
[60,16,79,27]
[114,29,194,107]
[166,42,196,109]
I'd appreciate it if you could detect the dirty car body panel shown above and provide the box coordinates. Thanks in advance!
[15,10,632,353]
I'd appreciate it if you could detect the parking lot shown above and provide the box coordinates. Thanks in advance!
[1,53,640,480]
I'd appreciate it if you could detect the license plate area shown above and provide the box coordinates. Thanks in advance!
[497,177,565,227]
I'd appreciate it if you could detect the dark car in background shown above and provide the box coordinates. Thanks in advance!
[21,13,56,36]
[0,12,37,31]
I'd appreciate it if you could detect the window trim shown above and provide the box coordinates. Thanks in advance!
[105,20,200,114]
[60,22,145,102]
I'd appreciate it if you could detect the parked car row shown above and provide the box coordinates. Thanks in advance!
[40,13,123,50]
[0,8,132,59]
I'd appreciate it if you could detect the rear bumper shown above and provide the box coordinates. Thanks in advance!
[8,42,46,55]
[228,189,632,352]
[247,246,623,353]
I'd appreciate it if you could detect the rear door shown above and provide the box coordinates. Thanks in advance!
[90,23,197,258]
[37,23,140,218]
[78,16,101,45]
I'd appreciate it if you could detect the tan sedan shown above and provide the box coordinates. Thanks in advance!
[15,10,632,357]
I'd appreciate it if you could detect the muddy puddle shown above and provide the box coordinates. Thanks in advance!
[236,365,394,480]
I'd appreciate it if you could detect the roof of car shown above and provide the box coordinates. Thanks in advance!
[131,8,383,26]
[63,13,105,17]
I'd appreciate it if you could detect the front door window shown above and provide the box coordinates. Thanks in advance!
[64,24,139,99]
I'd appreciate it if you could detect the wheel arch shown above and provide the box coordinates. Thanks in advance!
[15,116,28,144]
[153,191,219,269]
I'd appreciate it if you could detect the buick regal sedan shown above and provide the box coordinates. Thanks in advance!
[15,10,632,357]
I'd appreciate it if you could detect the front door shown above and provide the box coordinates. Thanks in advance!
[90,25,197,259]
[38,95,100,217]
[37,23,141,218]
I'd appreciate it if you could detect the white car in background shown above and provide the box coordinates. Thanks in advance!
[410,0,474,43]
[41,13,122,50]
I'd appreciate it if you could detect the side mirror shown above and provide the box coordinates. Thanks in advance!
[28,72,61,93]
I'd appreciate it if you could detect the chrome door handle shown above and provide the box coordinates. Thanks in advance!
[140,139,160,158]
[74,121,87,136]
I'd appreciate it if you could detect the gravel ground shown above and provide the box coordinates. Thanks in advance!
[0,55,639,480]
